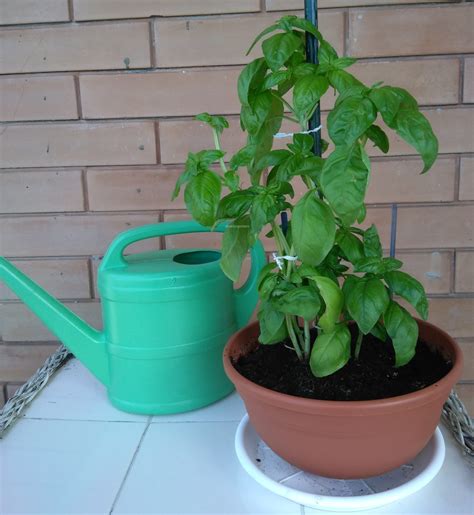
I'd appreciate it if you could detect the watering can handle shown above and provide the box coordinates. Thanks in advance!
[101,220,266,328]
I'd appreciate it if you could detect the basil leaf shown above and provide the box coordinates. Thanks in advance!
[262,70,290,90]
[363,224,383,258]
[272,286,321,321]
[366,125,390,154]
[310,325,351,377]
[333,57,357,69]
[384,271,429,320]
[184,171,221,227]
[229,145,256,171]
[287,17,323,41]
[238,58,268,106]
[246,24,279,56]
[353,257,403,274]
[384,301,418,367]
[311,276,344,332]
[240,91,274,135]
[395,109,438,173]
[293,74,329,125]
[328,97,376,147]
[255,149,292,172]
[196,149,226,168]
[258,301,288,345]
[336,229,365,262]
[292,191,336,266]
[171,169,191,200]
[369,86,418,127]
[328,69,364,93]
[319,40,339,64]
[320,144,370,225]
[370,321,388,342]
[216,190,256,220]
[262,32,302,72]
[195,113,229,136]
[250,192,279,236]
[344,276,390,334]
[220,215,251,282]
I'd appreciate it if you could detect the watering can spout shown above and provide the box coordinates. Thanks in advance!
[0,257,109,385]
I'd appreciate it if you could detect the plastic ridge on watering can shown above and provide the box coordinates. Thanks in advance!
[0,220,266,414]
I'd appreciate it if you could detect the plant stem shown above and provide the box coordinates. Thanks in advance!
[303,320,311,359]
[212,129,228,175]
[286,315,304,361]
[271,221,291,255]
[355,328,363,360]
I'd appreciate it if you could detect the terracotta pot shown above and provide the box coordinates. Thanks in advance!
[223,320,463,479]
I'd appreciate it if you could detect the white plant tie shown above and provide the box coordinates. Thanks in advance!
[272,252,298,270]
[274,124,323,139]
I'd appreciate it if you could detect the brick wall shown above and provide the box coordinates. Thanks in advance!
[0,1,473,410]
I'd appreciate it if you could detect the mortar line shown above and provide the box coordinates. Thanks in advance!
[459,56,465,103]
[109,417,153,514]
[74,75,83,119]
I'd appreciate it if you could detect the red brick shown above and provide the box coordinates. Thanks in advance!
[0,22,150,74]
[0,169,84,213]
[0,75,77,121]
[87,167,184,211]
[0,302,102,341]
[459,158,474,202]
[0,0,69,25]
[397,205,474,250]
[0,122,157,168]
[80,69,241,119]
[74,0,260,20]
[266,0,451,10]
[0,214,160,257]
[455,252,474,293]
[349,5,474,58]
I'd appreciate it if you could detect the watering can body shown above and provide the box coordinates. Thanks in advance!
[0,221,266,414]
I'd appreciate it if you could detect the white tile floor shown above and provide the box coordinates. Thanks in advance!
[1,359,473,515]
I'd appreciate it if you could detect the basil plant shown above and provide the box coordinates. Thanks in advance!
[173,16,437,378]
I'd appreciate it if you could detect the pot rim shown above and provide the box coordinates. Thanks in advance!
[223,319,463,415]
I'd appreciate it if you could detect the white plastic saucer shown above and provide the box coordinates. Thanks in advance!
[235,414,445,512]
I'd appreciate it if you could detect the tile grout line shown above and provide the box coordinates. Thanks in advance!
[108,416,153,514]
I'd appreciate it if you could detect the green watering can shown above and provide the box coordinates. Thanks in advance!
[0,221,266,414]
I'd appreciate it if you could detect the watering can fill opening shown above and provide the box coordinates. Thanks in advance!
[173,250,221,265]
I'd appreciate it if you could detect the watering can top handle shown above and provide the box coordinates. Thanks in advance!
[101,220,225,269]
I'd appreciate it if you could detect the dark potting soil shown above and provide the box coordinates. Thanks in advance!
[233,326,453,401]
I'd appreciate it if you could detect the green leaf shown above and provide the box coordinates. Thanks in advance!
[195,113,229,136]
[310,325,351,377]
[223,171,239,192]
[320,144,370,225]
[353,257,403,274]
[258,272,280,301]
[171,169,191,200]
[366,125,389,154]
[319,40,339,64]
[220,215,251,282]
[384,301,418,367]
[262,70,291,90]
[286,17,323,41]
[272,286,321,321]
[258,301,288,344]
[184,171,221,227]
[246,24,279,56]
[241,91,274,135]
[336,229,365,262]
[328,69,364,93]
[333,57,357,69]
[293,75,329,125]
[292,191,336,266]
[229,145,256,171]
[370,321,388,342]
[262,32,302,72]
[395,109,438,173]
[196,149,226,168]
[250,192,279,236]
[328,97,377,147]
[311,276,344,332]
[369,86,418,127]
[384,271,429,320]
[344,276,390,334]
[363,225,382,258]
[289,133,314,156]
[216,190,256,220]
[255,149,292,172]
[238,58,268,106]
